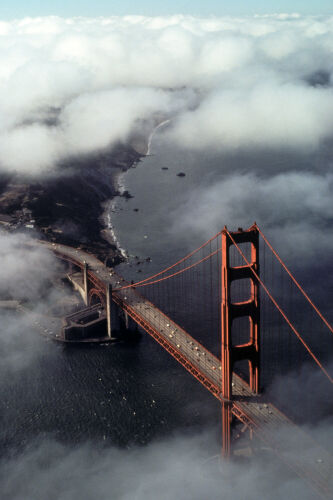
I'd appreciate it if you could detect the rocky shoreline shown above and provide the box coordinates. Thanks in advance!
[0,143,144,265]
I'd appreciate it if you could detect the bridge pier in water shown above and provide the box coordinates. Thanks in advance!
[124,310,137,332]
[83,261,89,305]
[65,261,137,341]
[106,283,121,338]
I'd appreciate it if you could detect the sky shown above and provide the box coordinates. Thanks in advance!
[0,0,332,19]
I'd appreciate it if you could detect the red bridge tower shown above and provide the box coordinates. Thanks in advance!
[221,225,260,457]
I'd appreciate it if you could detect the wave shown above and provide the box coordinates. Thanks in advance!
[146,119,170,156]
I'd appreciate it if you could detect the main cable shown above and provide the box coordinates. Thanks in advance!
[256,224,333,335]
[115,230,222,291]
[227,229,333,385]
[114,248,221,289]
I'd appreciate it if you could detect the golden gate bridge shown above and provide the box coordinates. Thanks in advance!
[30,223,332,499]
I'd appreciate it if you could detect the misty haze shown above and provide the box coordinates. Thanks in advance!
[0,8,332,500]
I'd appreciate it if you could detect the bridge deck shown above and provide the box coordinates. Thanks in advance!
[36,241,332,498]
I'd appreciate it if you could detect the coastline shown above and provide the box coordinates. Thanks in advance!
[101,118,171,261]
[0,118,170,265]
[146,119,171,156]
[0,143,143,265]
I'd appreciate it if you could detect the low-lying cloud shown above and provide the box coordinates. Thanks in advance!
[0,231,69,371]
[0,232,59,299]
[0,428,329,500]
[166,168,333,269]
[1,15,333,173]
[169,83,333,152]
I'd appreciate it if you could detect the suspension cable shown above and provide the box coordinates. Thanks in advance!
[226,230,333,385]
[114,248,221,290]
[116,230,222,290]
[255,224,333,335]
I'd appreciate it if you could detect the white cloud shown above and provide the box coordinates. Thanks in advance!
[0,232,59,298]
[169,83,333,151]
[0,124,62,173]
[0,232,65,370]
[170,171,333,261]
[0,15,332,173]
[60,87,179,156]
[0,429,328,500]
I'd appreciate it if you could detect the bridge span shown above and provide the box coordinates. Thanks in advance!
[29,236,333,499]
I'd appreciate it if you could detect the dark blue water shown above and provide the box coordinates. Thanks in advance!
[0,313,220,457]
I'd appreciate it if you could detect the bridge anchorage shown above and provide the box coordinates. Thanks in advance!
[36,223,332,498]
[62,261,138,342]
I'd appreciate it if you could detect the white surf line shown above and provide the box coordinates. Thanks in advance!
[107,119,171,259]
[115,168,126,196]
[103,167,132,259]
[104,200,128,259]
[146,119,171,156]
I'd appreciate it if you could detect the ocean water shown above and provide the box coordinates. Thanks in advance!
[110,126,325,280]
[0,326,220,456]
[111,129,228,274]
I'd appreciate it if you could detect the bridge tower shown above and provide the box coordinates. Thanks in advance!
[221,225,260,457]
[83,261,89,306]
